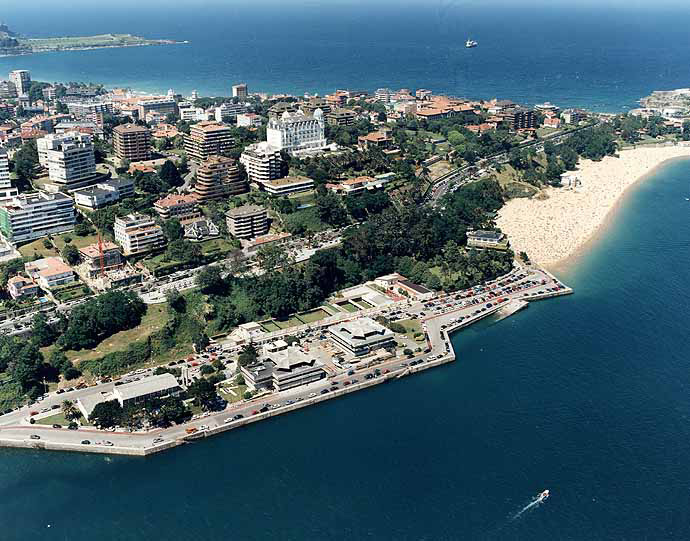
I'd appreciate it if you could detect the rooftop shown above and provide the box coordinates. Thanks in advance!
[263,175,313,187]
[226,204,266,218]
[155,193,199,208]
[25,257,73,278]
[79,241,119,259]
[114,123,150,134]
[114,373,180,402]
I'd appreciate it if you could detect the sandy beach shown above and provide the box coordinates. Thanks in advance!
[496,144,690,268]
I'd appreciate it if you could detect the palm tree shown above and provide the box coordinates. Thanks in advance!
[61,400,79,422]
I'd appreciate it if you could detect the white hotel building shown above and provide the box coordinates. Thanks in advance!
[37,132,97,189]
[114,213,166,256]
[266,109,327,155]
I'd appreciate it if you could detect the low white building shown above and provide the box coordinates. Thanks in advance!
[25,257,75,289]
[237,113,262,128]
[113,373,181,408]
[328,317,396,357]
[259,175,314,196]
[73,178,134,209]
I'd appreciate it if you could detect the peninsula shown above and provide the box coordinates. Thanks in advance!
[0,24,181,57]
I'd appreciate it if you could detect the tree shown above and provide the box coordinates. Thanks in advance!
[49,350,73,376]
[89,400,123,428]
[682,121,690,141]
[165,239,202,264]
[238,344,258,367]
[196,265,226,295]
[166,289,187,313]
[162,218,183,241]
[30,313,57,347]
[315,191,348,226]
[12,140,40,192]
[73,222,94,237]
[186,378,219,411]
[158,160,183,187]
[61,400,81,422]
[61,243,80,266]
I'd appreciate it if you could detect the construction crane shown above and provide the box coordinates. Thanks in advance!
[97,232,106,278]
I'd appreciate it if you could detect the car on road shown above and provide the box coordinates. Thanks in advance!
[29,434,40,440]
[320,389,329,395]
[185,427,198,434]
[153,437,164,444]
[81,440,90,445]
[103,441,113,447]
[308,392,317,398]
[52,424,62,429]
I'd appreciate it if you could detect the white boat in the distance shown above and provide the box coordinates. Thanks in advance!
[465,39,478,48]
[537,489,550,502]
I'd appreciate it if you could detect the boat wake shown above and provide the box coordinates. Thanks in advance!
[512,490,549,520]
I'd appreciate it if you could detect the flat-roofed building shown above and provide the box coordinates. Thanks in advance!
[236,113,262,128]
[327,175,392,196]
[0,150,18,203]
[112,373,181,408]
[66,100,114,119]
[9,70,31,97]
[215,102,249,121]
[185,121,234,162]
[225,205,269,239]
[114,213,166,256]
[113,123,151,162]
[72,178,134,209]
[329,317,395,357]
[301,97,331,116]
[194,155,247,202]
[78,241,123,278]
[240,142,283,184]
[154,193,201,221]
[37,132,97,189]
[466,230,509,250]
[0,191,76,244]
[232,83,248,99]
[137,98,177,119]
[326,108,356,126]
[259,175,314,196]
[25,257,75,289]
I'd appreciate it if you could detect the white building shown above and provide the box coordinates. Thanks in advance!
[66,100,114,119]
[375,88,392,103]
[260,175,314,196]
[328,317,396,357]
[0,192,76,245]
[232,83,248,99]
[113,373,181,407]
[0,150,18,203]
[25,257,75,289]
[240,142,283,184]
[215,102,248,121]
[179,105,208,122]
[9,70,31,97]
[114,213,166,256]
[237,113,262,128]
[225,205,269,239]
[72,178,135,209]
[37,132,96,188]
[266,109,327,155]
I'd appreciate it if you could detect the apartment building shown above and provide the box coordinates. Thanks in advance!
[67,100,114,119]
[72,178,134,209]
[225,205,269,239]
[114,213,166,256]
[239,142,283,184]
[326,108,356,126]
[37,132,97,188]
[0,192,76,244]
[215,102,248,121]
[194,155,247,202]
[0,150,18,203]
[260,175,314,196]
[154,193,201,221]
[185,121,234,162]
[137,98,177,119]
[113,123,152,163]
[236,113,262,128]
[25,257,75,289]
[328,317,395,357]
[232,83,248,99]
[266,109,327,155]
[9,70,31,97]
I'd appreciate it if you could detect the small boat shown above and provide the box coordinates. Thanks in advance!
[465,39,478,48]
[537,489,550,502]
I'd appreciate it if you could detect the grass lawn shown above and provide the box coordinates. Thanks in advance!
[35,412,81,426]
[296,308,330,324]
[18,239,59,259]
[336,301,359,313]
[52,233,101,251]
[219,384,247,403]
[51,283,92,303]
[44,304,169,364]
[260,320,280,332]
[396,319,426,343]
[274,316,302,330]
[0,380,24,411]
[199,238,237,257]
[323,303,341,314]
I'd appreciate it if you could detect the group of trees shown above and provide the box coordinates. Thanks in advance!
[89,395,192,429]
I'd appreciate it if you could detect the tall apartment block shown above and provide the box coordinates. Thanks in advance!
[113,213,166,256]
[232,83,248,99]
[113,123,152,163]
[240,142,284,184]
[0,150,19,202]
[9,70,31,97]
[194,155,247,202]
[184,121,234,162]
[0,192,76,245]
[36,132,97,189]
[225,205,269,239]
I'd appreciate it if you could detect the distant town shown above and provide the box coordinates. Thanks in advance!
[0,66,686,454]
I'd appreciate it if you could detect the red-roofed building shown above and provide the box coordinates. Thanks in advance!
[154,193,201,222]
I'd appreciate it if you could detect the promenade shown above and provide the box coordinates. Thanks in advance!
[0,265,571,456]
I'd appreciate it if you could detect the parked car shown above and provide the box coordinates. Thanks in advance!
[52,424,62,429]
[81,440,91,445]
[29,434,40,440]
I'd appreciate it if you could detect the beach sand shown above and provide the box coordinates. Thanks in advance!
[496,144,690,269]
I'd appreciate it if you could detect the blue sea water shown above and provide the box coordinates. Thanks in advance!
[1,1,690,110]
[1,160,690,540]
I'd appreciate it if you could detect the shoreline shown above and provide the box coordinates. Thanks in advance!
[496,144,690,272]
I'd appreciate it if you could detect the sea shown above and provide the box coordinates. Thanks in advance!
[1,1,690,111]
[2,2,690,539]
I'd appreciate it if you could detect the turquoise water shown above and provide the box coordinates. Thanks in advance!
[1,159,689,539]
[1,2,690,110]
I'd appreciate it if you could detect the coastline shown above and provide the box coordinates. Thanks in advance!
[496,144,690,272]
